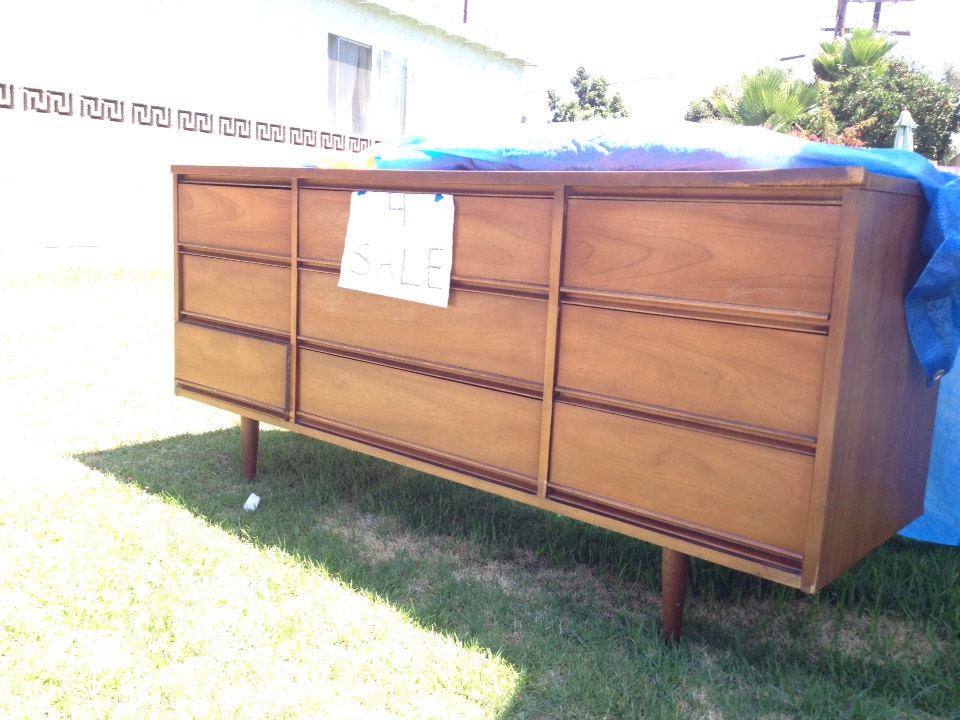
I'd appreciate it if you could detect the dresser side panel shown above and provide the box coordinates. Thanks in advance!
[804,188,937,591]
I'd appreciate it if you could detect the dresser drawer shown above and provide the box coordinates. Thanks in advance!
[180,254,290,332]
[178,184,290,256]
[549,403,813,553]
[557,304,826,436]
[449,195,552,286]
[299,270,546,383]
[299,191,552,286]
[299,190,351,263]
[174,323,289,411]
[298,349,542,479]
[563,199,840,313]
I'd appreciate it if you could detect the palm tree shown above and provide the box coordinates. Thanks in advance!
[813,28,897,82]
[710,68,818,131]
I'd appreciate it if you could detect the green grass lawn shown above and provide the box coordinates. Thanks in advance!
[1,263,958,719]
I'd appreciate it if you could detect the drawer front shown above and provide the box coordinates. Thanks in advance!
[178,184,290,256]
[450,195,552,285]
[299,190,350,263]
[563,199,839,313]
[298,350,541,478]
[180,254,290,332]
[299,191,553,285]
[557,305,826,436]
[549,403,813,552]
[300,270,546,383]
[175,323,289,410]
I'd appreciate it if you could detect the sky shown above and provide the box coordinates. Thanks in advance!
[469,0,959,122]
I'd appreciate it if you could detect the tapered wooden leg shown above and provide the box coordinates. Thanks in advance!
[661,547,691,643]
[240,416,259,480]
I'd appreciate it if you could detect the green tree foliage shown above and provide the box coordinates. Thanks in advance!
[685,25,959,161]
[547,66,629,122]
[824,57,960,161]
[684,97,722,123]
[708,67,818,131]
[812,27,897,82]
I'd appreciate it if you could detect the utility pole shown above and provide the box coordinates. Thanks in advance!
[834,0,848,37]
[828,0,913,37]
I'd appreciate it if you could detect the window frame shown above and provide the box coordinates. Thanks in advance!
[328,33,407,137]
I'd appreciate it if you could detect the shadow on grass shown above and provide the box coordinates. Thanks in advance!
[78,426,960,719]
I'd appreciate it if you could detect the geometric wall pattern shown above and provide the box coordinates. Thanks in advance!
[1,80,376,152]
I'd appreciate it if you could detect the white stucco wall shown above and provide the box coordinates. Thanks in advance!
[0,0,526,257]
[3,0,524,132]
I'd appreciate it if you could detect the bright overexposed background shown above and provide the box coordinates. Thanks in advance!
[469,0,959,122]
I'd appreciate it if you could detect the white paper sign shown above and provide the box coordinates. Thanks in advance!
[338,191,455,307]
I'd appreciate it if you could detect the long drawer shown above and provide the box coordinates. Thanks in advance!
[297,349,542,486]
[556,304,826,437]
[299,190,553,285]
[563,198,840,313]
[549,402,814,554]
[299,269,546,385]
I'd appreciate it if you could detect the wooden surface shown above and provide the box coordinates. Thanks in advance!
[181,254,290,332]
[299,270,547,385]
[556,305,826,437]
[563,198,840,313]
[173,166,938,636]
[661,547,692,643]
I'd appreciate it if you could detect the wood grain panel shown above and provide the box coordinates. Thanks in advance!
[299,191,553,285]
[557,305,826,436]
[175,323,288,409]
[181,254,290,331]
[803,188,935,590]
[549,403,813,552]
[451,195,552,285]
[178,184,290,255]
[299,270,546,382]
[298,350,541,478]
[564,199,840,313]
[299,189,350,262]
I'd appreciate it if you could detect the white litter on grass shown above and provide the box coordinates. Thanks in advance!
[243,493,260,512]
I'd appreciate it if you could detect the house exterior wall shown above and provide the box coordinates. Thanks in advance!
[0,0,526,256]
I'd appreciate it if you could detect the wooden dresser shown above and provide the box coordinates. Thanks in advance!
[172,165,938,640]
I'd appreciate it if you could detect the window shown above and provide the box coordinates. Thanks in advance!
[376,51,407,137]
[328,34,407,137]
[328,35,372,135]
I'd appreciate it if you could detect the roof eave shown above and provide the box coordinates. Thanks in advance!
[353,0,534,64]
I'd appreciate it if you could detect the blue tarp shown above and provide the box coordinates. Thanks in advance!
[902,369,960,544]
[371,120,960,546]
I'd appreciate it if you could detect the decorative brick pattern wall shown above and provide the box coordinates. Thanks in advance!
[1,81,375,152]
